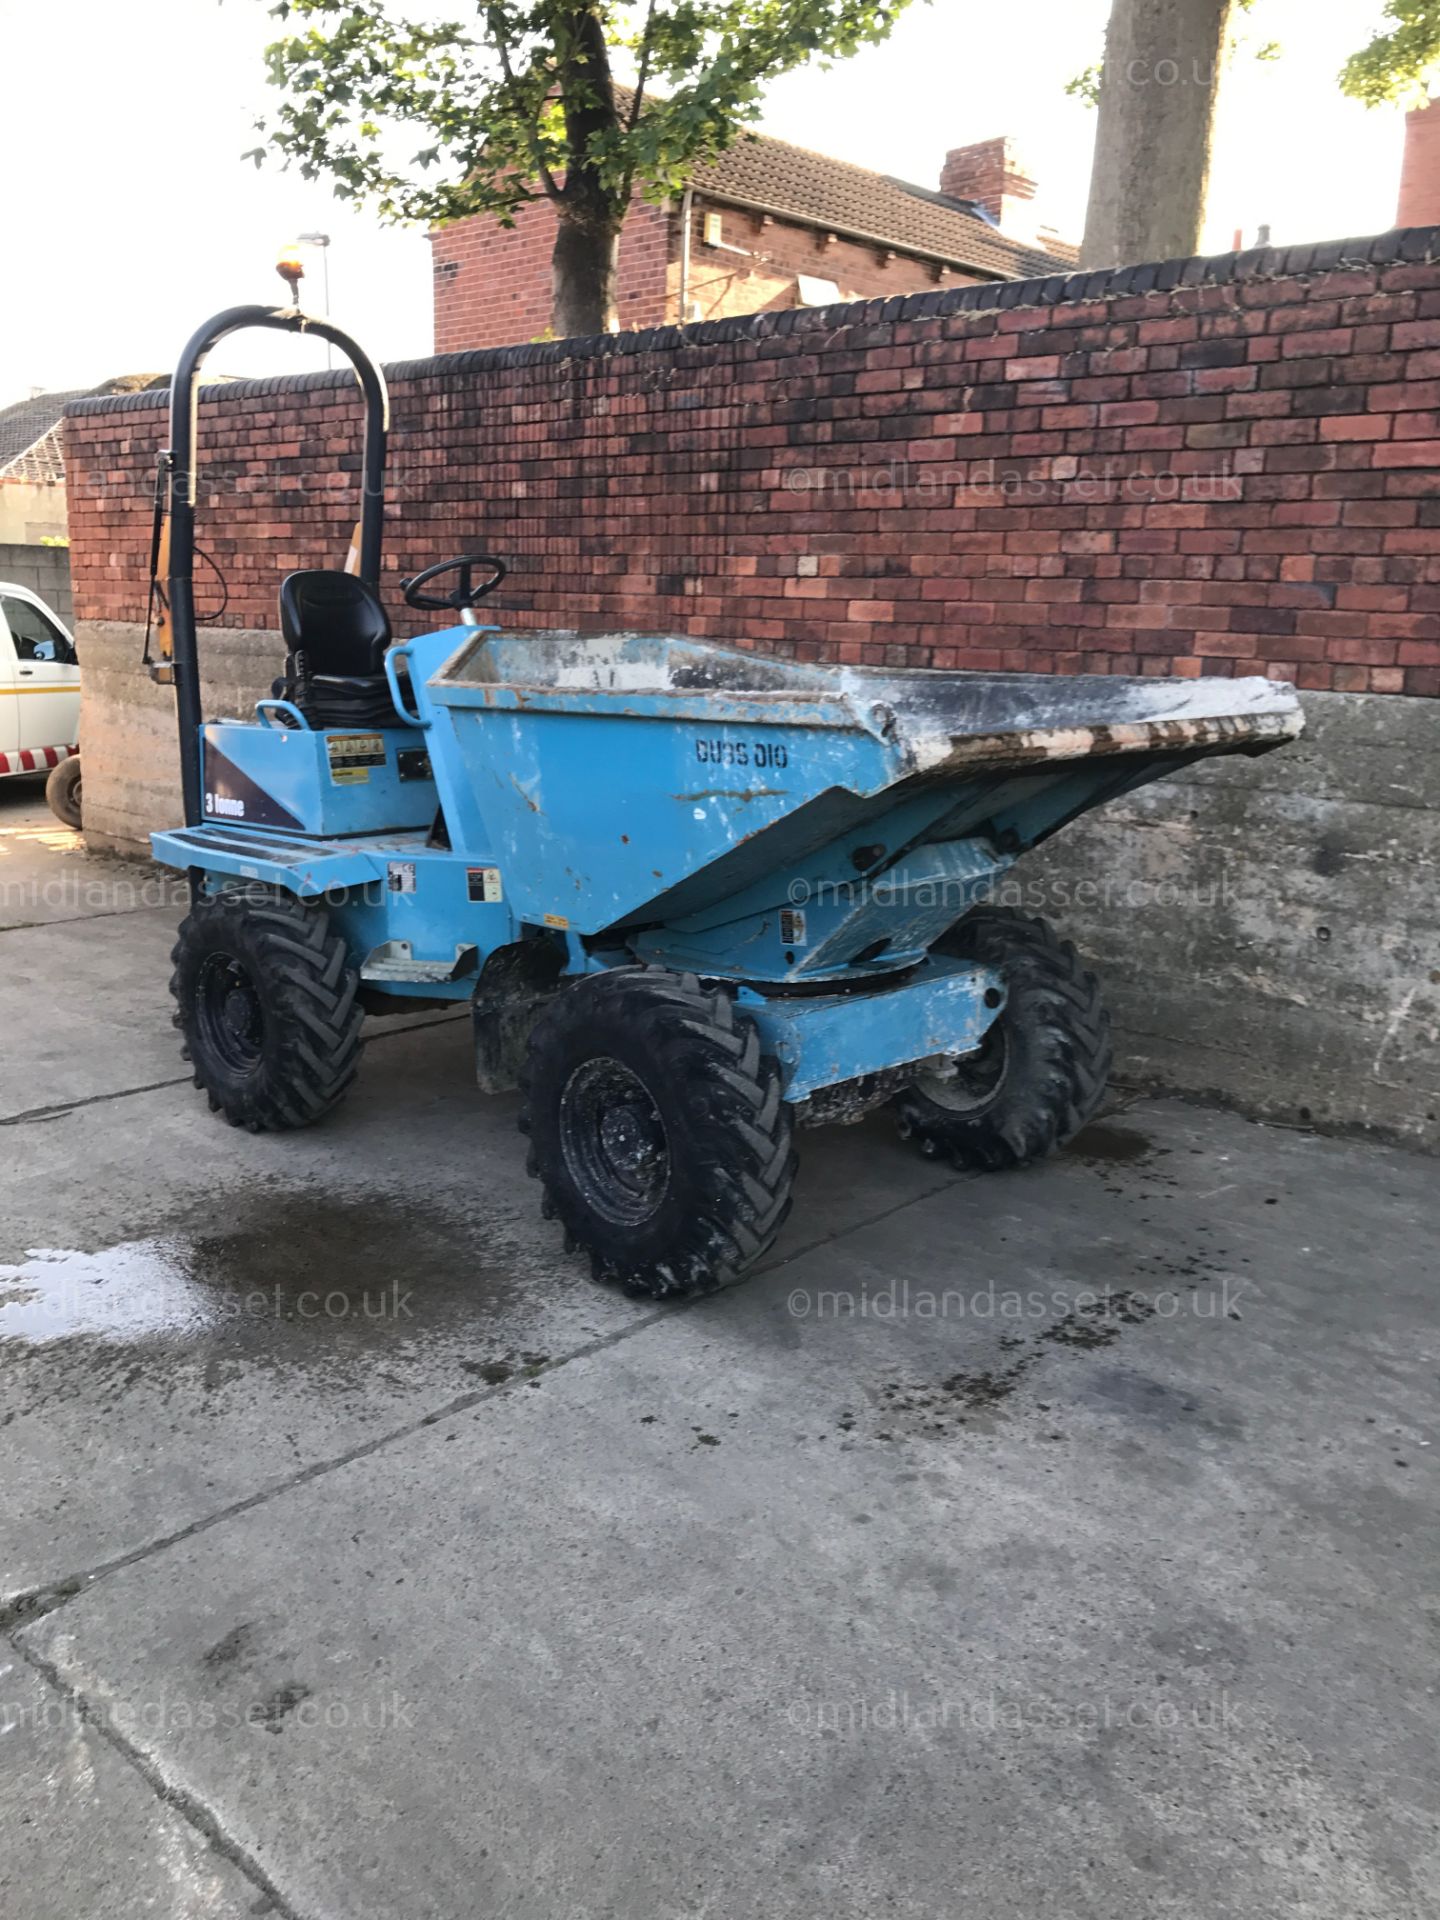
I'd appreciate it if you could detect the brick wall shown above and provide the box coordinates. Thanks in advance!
[431,194,984,349]
[1399,100,1440,228]
[432,198,672,352]
[68,229,1440,697]
[679,201,983,325]
[940,136,1037,233]
[0,542,72,622]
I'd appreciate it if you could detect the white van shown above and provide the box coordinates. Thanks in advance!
[0,583,82,826]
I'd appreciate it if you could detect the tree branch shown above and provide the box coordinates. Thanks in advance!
[486,3,560,200]
[628,0,658,130]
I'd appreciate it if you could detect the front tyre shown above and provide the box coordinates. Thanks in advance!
[894,907,1111,1170]
[521,969,796,1299]
[169,888,363,1131]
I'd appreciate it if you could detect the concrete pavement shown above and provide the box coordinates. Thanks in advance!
[1,781,1436,1919]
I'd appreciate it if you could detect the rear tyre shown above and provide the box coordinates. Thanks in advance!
[169,888,364,1131]
[46,755,82,829]
[894,907,1111,1170]
[521,968,796,1299]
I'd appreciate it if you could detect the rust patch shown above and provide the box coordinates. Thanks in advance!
[930,710,1300,777]
[670,788,788,804]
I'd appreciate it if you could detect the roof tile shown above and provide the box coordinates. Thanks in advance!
[0,390,88,477]
[682,125,1076,281]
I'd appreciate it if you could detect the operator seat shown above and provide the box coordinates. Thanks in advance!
[274,570,413,729]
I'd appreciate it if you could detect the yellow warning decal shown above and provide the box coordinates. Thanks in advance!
[326,733,386,786]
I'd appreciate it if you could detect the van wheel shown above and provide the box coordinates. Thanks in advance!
[46,756,82,829]
[169,888,363,1131]
[520,969,796,1299]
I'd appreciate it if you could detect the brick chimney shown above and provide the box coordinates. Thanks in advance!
[940,136,1038,235]
[1398,98,1440,226]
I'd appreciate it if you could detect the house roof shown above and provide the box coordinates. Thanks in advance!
[0,375,178,486]
[681,124,1077,281]
[0,390,89,482]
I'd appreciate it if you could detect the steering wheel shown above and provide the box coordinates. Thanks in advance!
[401,554,508,612]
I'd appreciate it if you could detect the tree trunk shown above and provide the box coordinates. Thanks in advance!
[551,210,621,338]
[548,1,623,338]
[1081,0,1238,269]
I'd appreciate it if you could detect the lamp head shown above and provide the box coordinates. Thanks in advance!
[275,244,305,304]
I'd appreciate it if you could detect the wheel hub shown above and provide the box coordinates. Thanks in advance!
[222,985,261,1044]
[560,1057,671,1226]
[916,1019,1009,1113]
[197,954,266,1073]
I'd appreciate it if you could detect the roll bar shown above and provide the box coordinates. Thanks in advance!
[163,305,389,827]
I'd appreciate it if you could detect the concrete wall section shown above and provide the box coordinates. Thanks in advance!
[77,622,277,854]
[0,541,73,621]
[1023,689,1438,1150]
[0,482,68,547]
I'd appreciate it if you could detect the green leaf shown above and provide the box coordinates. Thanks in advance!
[1341,0,1440,106]
[249,0,929,229]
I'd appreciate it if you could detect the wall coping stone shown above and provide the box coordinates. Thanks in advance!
[66,226,1440,421]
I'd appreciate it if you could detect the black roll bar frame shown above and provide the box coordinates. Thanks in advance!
[163,305,388,827]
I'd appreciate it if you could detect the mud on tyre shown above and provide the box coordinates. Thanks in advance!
[521,967,796,1299]
[169,887,364,1131]
[895,906,1111,1170]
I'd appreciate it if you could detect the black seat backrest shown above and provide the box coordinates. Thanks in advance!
[279,570,391,678]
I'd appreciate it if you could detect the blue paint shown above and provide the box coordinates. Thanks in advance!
[199,719,436,837]
[152,624,1302,1095]
[742,954,1006,1102]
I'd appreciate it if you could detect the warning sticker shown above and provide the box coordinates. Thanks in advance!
[327,733,386,785]
[467,867,504,904]
[543,912,569,930]
[388,862,417,895]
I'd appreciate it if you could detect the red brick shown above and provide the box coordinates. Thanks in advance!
[1368,380,1440,412]
[1320,415,1392,442]
[63,246,1440,699]
[1376,439,1440,467]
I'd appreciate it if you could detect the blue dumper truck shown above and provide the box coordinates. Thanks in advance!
[144,305,1304,1298]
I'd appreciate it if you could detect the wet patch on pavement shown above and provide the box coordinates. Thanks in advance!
[1063,1121,1158,1166]
[1078,1365,1247,1440]
[458,1351,551,1386]
[862,1287,1215,1444]
[0,1192,516,1352]
[1040,1287,1158,1348]
[1062,1120,1185,1199]
[0,1188,607,1418]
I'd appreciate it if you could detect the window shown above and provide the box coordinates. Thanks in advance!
[2,595,77,666]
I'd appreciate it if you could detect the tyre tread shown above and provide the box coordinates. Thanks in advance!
[895,906,1111,1171]
[520,969,795,1300]
[168,888,364,1132]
